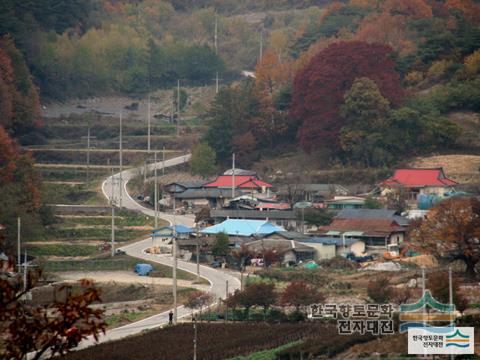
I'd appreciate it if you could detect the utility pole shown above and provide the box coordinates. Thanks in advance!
[154,151,158,229]
[176,80,180,136]
[110,165,116,257]
[225,280,229,322]
[231,153,236,199]
[193,316,197,360]
[17,217,21,269]
[214,15,219,94]
[81,117,96,183]
[421,267,426,333]
[259,30,263,61]
[143,160,147,191]
[162,145,165,176]
[147,93,151,152]
[119,111,123,208]
[449,266,455,360]
[214,15,218,53]
[173,197,178,324]
[86,124,91,183]
[196,223,200,282]
[23,250,27,293]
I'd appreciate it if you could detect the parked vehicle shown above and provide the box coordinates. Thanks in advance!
[115,249,126,256]
[211,260,223,268]
[345,252,374,263]
[250,258,264,267]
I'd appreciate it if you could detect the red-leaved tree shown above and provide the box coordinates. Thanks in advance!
[290,41,404,152]
[280,281,325,313]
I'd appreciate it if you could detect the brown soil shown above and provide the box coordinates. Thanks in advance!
[334,334,408,359]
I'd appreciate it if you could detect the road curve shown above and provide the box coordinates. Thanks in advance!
[81,154,241,346]
[101,153,195,227]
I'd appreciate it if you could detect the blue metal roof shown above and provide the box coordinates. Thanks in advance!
[200,219,284,237]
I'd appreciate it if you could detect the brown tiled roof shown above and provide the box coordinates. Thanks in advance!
[320,218,405,237]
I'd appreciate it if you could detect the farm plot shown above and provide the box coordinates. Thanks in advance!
[30,281,198,329]
[63,323,377,360]
[26,209,166,263]
[39,255,198,281]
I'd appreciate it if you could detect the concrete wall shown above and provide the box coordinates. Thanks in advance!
[300,243,336,261]
[350,241,366,255]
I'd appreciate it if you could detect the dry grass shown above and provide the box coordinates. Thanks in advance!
[410,154,480,183]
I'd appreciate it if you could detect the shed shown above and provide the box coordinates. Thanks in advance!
[300,237,365,260]
[245,239,315,266]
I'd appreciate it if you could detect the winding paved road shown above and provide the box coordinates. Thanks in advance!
[78,154,241,347]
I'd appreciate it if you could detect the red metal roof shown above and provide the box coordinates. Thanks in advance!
[204,175,272,189]
[255,203,291,210]
[380,168,457,188]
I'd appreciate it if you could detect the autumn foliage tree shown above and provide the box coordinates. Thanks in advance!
[427,271,469,312]
[238,282,277,319]
[382,0,433,19]
[0,267,105,360]
[291,41,404,152]
[0,36,41,138]
[0,126,42,254]
[410,197,480,278]
[185,290,214,320]
[280,281,325,313]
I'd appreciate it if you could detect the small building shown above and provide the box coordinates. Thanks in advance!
[164,181,205,195]
[175,188,244,209]
[204,175,272,195]
[325,196,365,210]
[152,225,194,244]
[264,231,310,242]
[200,219,284,238]
[317,209,409,251]
[379,168,457,201]
[210,209,300,231]
[245,239,315,266]
[277,183,349,203]
[300,237,366,261]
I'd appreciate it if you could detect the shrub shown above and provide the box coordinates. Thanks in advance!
[367,276,393,303]
[319,256,359,270]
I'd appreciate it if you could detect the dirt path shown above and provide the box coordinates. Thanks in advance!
[56,271,209,290]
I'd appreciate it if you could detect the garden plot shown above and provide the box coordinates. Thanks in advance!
[30,281,198,329]
[27,210,166,262]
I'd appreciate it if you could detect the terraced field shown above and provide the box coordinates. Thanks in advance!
[26,87,211,269]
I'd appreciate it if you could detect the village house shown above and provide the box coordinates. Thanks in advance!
[379,168,458,201]
[209,208,300,231]
[263,230,310,242]
[151,225,194,247]
[276,183,349,203]
[317,209,409,251]
[203,174,273,196]
[200,219,284,245]
[175,188,245,209]
[324,196,366,210]
[245,239,316,266]
[300,237,366,261]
